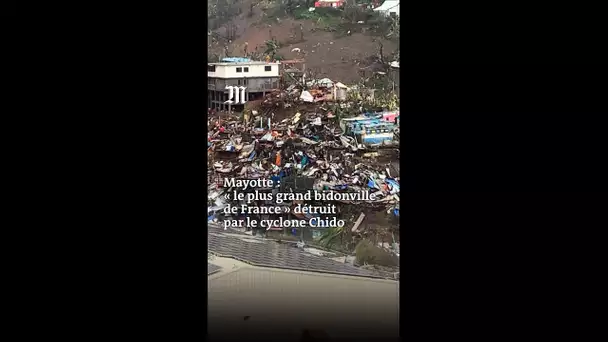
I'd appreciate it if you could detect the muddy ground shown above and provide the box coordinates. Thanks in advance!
[209,0,399,84]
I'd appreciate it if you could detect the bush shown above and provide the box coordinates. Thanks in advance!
[208,54,221,62]
[292,6,342,20]
[355,239,399,266]
[293,7,318,20]
[342,4,369,23]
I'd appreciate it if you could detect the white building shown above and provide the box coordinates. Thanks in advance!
[207,58,281,111]
[207,61,280,79]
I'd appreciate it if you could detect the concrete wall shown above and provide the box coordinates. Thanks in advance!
[208,89,262,110]
[208,257,399,340]
[208,63,280,78]
[208,77,279,92]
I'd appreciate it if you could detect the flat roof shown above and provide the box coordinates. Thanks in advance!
[208,62,281,66]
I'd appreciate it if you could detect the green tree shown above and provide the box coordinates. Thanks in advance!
[264,39,280,59]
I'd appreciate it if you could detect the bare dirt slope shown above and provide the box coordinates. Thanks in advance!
[208,1,399,84]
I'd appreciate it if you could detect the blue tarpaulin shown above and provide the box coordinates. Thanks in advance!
[332,184,348,190]
[271,175,280,187]
[221,57,251,63]
[385,178,400,192]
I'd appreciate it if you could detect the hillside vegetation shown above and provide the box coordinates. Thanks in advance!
[207,0,400,84]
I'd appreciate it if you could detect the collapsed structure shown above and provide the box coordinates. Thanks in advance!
[207,56,400,262]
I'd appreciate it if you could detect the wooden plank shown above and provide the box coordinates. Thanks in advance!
[351,212,366,232]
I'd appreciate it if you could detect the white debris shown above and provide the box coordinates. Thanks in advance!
[260,132,274,141]
[300,137,319,145]
[307,78,334,88]
[293,112,301,123]
[291,47,301,52]
[351,213,366,232]
[300,90,314,102]
[335,82,348,89]
[303,248,335,257]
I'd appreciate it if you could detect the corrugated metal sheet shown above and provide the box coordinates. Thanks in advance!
[208,263,222,275]
[336,87,347,100]
[207,224,394,279]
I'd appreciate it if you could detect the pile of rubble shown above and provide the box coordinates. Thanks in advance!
[258,76,390,109]
[207,78,400,255]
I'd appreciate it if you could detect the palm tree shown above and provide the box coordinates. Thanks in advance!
[264,39,280,60]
